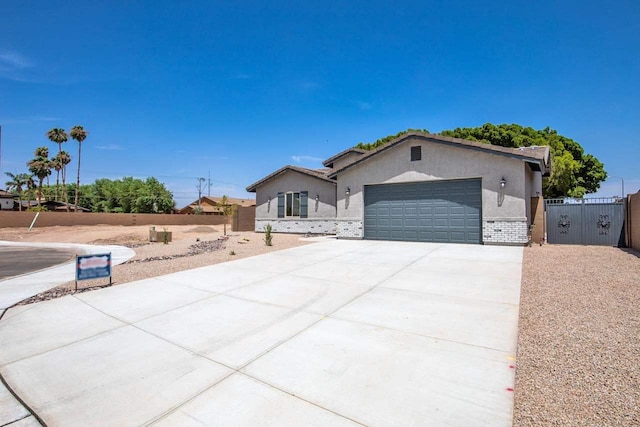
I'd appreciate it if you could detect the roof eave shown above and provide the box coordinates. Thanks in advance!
[328,133,552,178]
[246,166,335,192]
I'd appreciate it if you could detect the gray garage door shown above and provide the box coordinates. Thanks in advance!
[363,179,482,243]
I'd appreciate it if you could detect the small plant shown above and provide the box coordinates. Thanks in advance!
[229,250,236,255]
[264,223,273,246]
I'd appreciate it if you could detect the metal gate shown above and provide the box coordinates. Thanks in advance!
[545,198,625,246]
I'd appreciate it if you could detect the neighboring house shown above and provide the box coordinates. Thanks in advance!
[41,201,91,212]
[15,200,90,212]
[247,131,551,245]
[0,190,16,210]
[180,196,255,215]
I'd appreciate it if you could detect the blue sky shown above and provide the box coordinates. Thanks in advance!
[1,0,638,208]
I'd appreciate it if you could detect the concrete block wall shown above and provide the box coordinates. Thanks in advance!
[0,211,229,228]
[483,219,529,245]
[629,193,640,251]
[232,207,256,232]
[255,219,336,234]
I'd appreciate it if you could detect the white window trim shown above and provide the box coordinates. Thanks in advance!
[285,191,301,217]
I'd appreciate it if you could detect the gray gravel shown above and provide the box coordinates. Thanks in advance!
[514,245,640,426]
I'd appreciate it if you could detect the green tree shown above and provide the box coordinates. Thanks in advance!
[355,124,607,198]
[70,125,89,211]
[4,172,24,210]
[76,177,175,213]
[27,147,52,207]
[219,195,237,236]
[58,150,72,210]
[438,124,606,197]
[355,128,430,151]
[21,174,36,207]
[46,128,68,201]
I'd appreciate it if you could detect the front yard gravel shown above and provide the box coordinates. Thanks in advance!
[514,245,640,426]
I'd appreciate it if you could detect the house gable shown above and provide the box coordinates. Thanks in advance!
[336,136,533,216]
[251,168,337,234]
[246,165,334,193]
[322,148,367,169]
[328,132,550,179]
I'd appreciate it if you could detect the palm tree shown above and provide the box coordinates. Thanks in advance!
[27,146,52,207]
[46,128,68,201]
[50,155,63,200]
[21,174,36,208]
[70,125,88,211]
[55,150,72,211]
[4,172,24,211]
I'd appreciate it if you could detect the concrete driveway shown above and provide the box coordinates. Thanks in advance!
[0,239,523,426]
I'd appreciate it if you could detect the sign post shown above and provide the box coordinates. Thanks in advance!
[75,253,112,291]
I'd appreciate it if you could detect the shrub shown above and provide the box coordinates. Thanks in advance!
[264,223,273,246]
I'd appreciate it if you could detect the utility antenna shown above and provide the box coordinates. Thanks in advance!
[196,177,206,209]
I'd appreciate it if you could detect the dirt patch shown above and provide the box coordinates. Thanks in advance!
[185,226,218,233]
[89,233,149,246]
[1,224,313,306]
[514,245,640,426]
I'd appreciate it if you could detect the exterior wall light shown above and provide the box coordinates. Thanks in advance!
[345,187,350,196]
[500,177,506,188]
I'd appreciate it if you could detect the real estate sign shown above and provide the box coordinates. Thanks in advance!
[76,253,112,282]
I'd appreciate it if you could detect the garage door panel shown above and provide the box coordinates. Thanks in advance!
[364,179,481,244]
[450,218,466,227]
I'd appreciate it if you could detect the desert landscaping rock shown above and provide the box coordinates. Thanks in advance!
[514,245,640,426]
[0,225,311,306]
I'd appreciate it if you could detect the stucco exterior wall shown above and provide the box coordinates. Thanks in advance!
[0,198,14,210]
[254,170,336,232]
[332,152,364,171]
[335,138,528,222]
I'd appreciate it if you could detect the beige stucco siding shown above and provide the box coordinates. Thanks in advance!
[332,152,364,170]
[524,165,544,226]
[336,138,528,221]
[0,198,14,210]
[255,170,336,220]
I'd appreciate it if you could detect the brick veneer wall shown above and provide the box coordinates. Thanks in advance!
[482,219,529,245]
[336,219,363,238]
[255,219,336,234]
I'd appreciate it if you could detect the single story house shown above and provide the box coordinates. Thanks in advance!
[16,200,91,212]
[180,196,255,215]
[0,190,16,210]
[246,131,551,245]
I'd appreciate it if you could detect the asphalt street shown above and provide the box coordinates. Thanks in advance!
[0,247,77,280]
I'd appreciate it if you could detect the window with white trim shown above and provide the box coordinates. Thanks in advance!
[286,192,301,217]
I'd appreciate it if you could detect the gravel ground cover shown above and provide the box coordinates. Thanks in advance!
[0,224,312,305]
[514,245,640,426]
